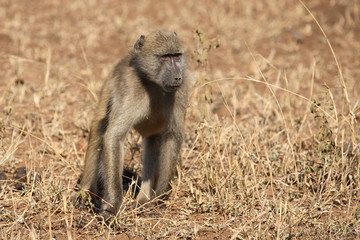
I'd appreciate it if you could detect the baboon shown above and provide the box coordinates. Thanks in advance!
[75,30,193,215]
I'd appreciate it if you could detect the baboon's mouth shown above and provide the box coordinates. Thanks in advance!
[164,85,181,92]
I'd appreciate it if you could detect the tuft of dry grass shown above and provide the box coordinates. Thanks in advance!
[1,0,359,239]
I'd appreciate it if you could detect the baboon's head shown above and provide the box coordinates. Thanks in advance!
[133,30,186,93]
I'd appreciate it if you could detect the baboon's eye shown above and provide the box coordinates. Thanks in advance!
[161,55,172,61]
[160,54,182,62]
[173,53,182,61]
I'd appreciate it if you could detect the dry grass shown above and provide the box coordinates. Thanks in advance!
[0,0,359,239]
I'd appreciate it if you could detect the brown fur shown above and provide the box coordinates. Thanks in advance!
[76,30,193,215]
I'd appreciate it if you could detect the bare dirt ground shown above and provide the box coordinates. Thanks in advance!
[0,0,359,239]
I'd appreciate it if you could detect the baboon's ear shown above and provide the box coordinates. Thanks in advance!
[134,35,145,52]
